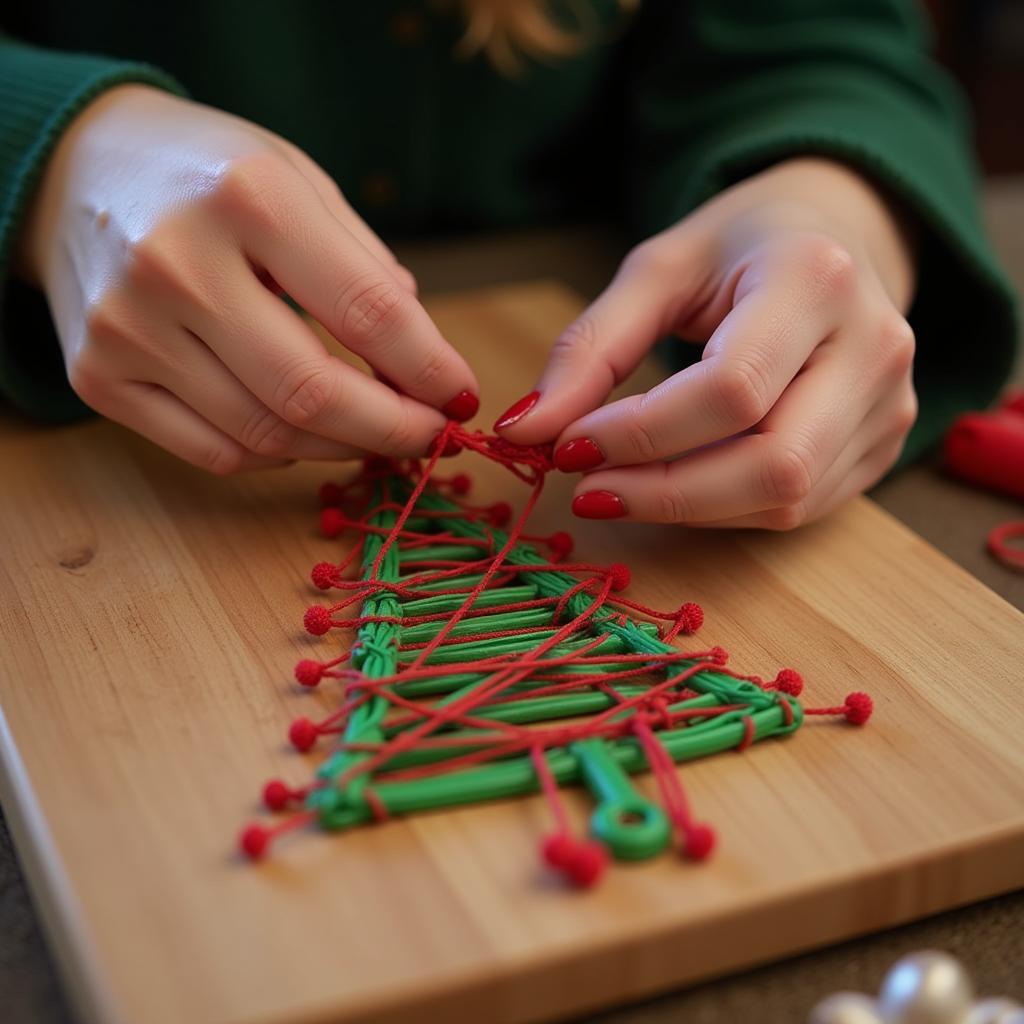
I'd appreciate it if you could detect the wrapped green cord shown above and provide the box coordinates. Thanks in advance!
[312,698,801,829]
[308,476,801,861]
[377,693,724,770]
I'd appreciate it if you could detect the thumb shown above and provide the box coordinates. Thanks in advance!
[495,238,703,443]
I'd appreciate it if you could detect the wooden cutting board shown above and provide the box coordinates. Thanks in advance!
[1,281,1022,1024]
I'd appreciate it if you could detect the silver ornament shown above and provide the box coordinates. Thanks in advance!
[967,999,1024,1024]
[809,992,886,1024]
[877,951,974,1024]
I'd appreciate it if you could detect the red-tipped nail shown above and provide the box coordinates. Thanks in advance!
[442,390,479,422]
[554,438,604,473]
[572,490,626,519]
[494,391,540,431]
[428,432,462,458]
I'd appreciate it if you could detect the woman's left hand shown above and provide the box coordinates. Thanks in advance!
[495,158,919,529]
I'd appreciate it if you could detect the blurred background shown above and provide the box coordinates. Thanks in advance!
[1,5,1022,1024]
[925,0,1024,173]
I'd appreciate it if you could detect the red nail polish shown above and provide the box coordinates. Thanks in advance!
[572,490,626,519]
[427,433,463,459]
[441,390,479,422]
[493,391,540,432]
[554,438,604,473]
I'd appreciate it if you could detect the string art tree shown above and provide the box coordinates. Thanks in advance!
[240,422,873,887]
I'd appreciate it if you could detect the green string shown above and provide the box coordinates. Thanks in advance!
[306,475,802,858]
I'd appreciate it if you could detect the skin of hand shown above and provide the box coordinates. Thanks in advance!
[17,85,479,474]
[495,158,919,529]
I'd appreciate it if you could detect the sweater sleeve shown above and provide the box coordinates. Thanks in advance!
[0,34,184,421]
[624,0,1019,465]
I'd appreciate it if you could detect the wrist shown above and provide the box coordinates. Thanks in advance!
[14,84,163,288]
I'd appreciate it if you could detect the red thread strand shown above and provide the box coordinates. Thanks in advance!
[237,423,870,872]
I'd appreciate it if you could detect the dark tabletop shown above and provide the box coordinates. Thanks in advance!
[2,181,1022,1023]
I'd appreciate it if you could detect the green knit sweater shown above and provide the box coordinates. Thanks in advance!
[0,1,1017,464]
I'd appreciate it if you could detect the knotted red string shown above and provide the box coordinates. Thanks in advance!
[239,423,870,876]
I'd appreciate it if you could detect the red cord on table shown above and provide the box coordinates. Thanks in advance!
[988,521,1024,570]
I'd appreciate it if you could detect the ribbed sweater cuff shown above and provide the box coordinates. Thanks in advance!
[0,36,185,420]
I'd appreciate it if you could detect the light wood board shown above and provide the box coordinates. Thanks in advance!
[1,281,1023,1024]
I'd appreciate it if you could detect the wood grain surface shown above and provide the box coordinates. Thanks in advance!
[1,281,1022,1024]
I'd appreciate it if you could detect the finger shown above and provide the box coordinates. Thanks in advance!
[762,380,913,525]
[240,184,476,416]
[262,131,418,293]
[495,246,697,443]
[567,357,854,523]
[185,271,448,456]
[809,435,907,518]
[687,435,907,530]
[714,312,915,527]
[313,188,418,296]
[146,326,366,461]
[551,246,850,471]
[569,333,905,524]
[385,259,419,297]
[568,433,801,525]
[100,382,290,474]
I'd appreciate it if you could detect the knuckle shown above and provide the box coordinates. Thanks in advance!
[378,402,416,454]
[124,233,180,291]
[201,444,245,476]
[709,358,771,429]
[211,151,290,229]
[790,235,857,299]
[238,405,297,456]
[762,439,815,506]
[876,313,916,375]
[763,504,807,531]
[83,297,130,348]
[549,314,620,390]
[66,355,107,408]
[874,438,907,480]
[409,346,448,392]
[394,263,418,295]
[656,478,694,524]
[624,401,661,462]
[124,230,215,313]
[83,295,165,365]
[552,315,598,362]
[338,278,408,346]
[548,315,621,392]
[893,390,920,436]
[276,364,335,426]
[622,237,672,277]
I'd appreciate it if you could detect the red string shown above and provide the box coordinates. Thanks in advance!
[632,715,716,860]
[988,520,1024,570]
[239,423,868,872]
[530,744,607,887]
[737,715,755,752]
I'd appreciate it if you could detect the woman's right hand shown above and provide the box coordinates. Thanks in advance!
[18,85,478,473]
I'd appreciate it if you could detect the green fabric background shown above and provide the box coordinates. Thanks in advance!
[0,1,1017,463]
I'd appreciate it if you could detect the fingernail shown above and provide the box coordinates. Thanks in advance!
[427,432,463,459]
[572,490,626,519]
[554,438,604,473]
[493,391,540,432]
[442,390,479,422]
